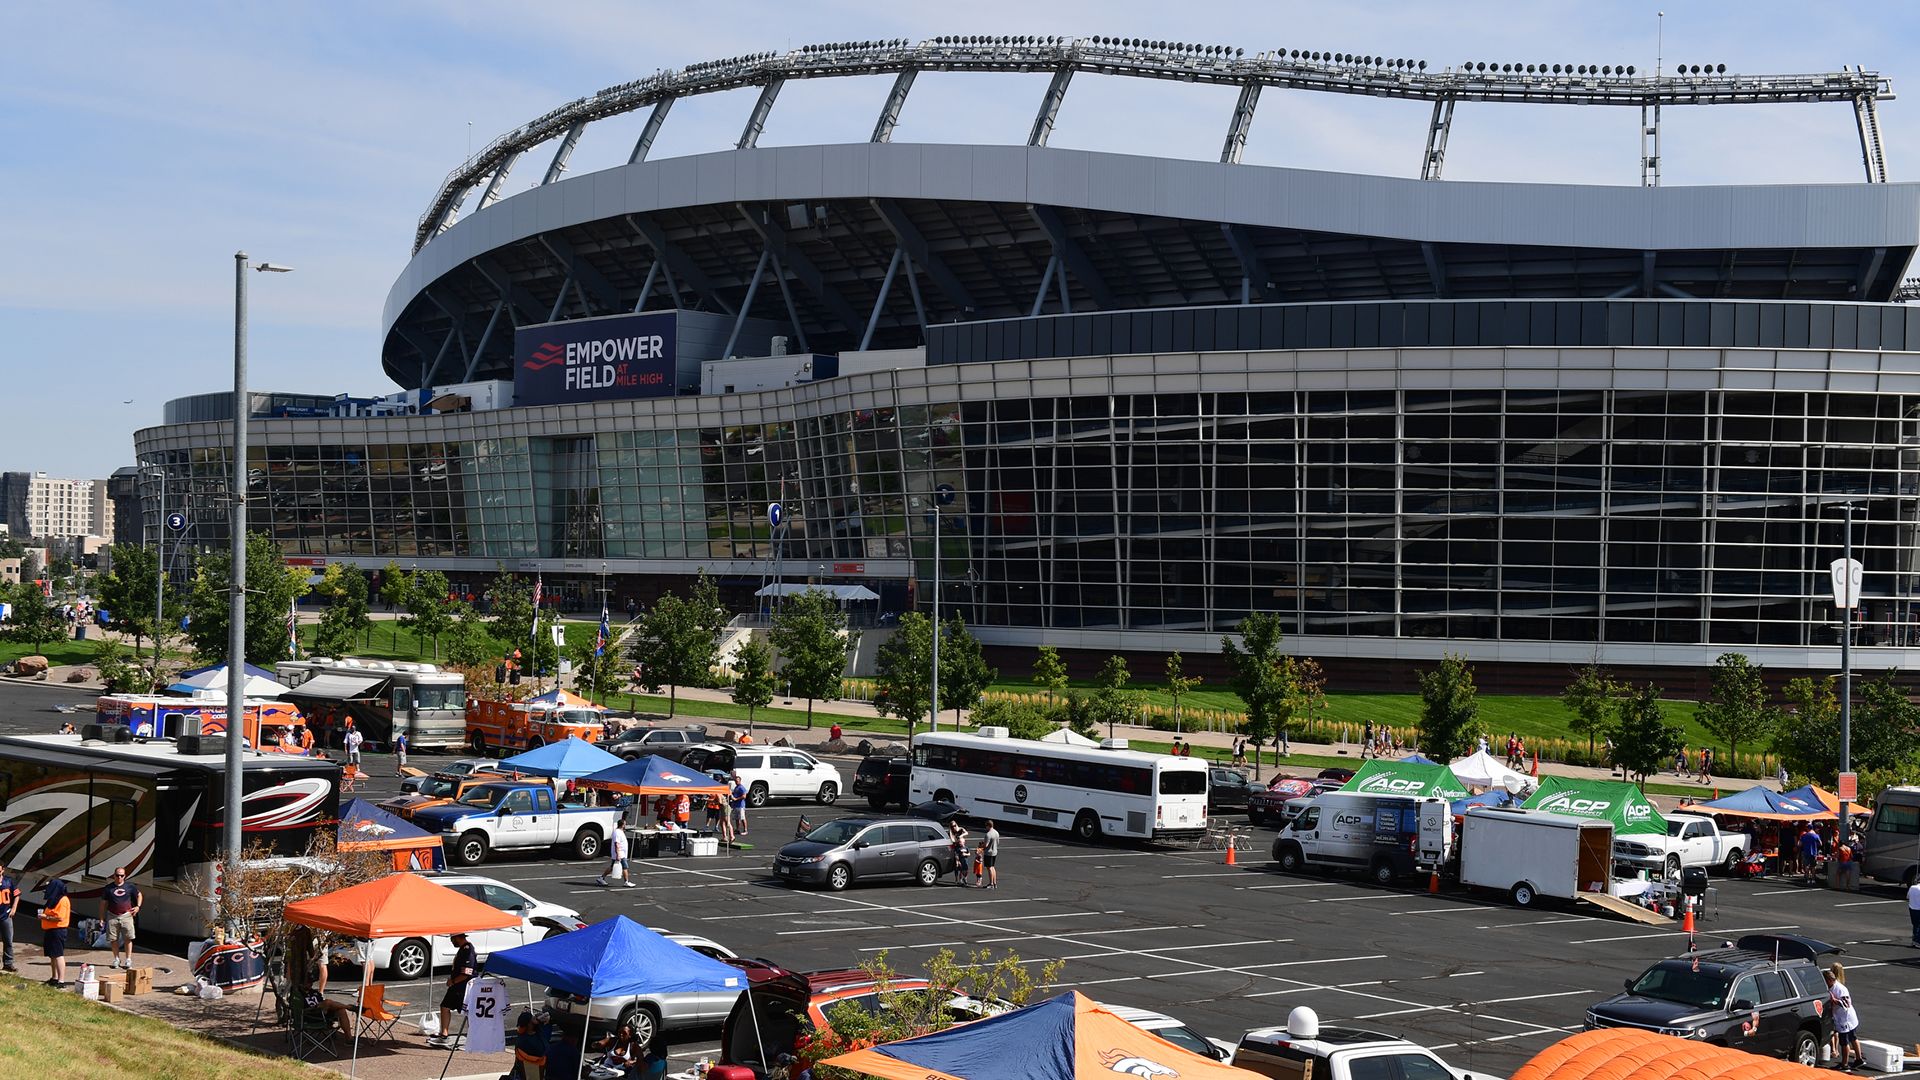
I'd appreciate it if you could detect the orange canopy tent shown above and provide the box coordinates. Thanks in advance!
[1511,1026,1829,1080]
[822,990,1264,1080]
[284,874,521,1076]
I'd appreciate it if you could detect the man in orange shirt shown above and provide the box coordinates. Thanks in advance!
[39,877,70,987]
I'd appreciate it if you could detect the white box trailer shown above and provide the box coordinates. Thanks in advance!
[1459,807,1613,907]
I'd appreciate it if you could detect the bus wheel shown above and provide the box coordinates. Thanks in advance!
[1072,810,1102,842]
[469,732,487,755]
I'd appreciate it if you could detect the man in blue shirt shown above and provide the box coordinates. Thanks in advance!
[730,774,749,838]
[0,863,18,972]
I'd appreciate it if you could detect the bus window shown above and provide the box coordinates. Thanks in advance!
[392,687,415,712]
[1873,803,1920,835]
[1158,770,1206,795]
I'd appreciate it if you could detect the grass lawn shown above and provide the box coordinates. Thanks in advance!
[297,618,604,663]
[606,690,916,737]
[0,977,317,1079]
[0,639,106,668]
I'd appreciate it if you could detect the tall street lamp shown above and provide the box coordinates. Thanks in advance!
[1828,503,1863,852]
[226,252,292,869]
[143,466,168,688]
[927,484,956,738]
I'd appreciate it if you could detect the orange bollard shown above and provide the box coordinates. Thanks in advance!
[1429,870,1440,895]
[1224,841,1236,867]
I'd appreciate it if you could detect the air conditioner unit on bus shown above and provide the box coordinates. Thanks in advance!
[1099,738,1130,751]
[976,726,1009,739]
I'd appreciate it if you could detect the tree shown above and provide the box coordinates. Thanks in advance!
[1272,655,1328,759]
[1561,664,1625,758]
[805,948,1065,1078]
[627,573,728,717]
[1059,689,1101,742]
[440,601,499,668]
[873,611,935,739]
[1774,672,1920,786]
[1164,650,1202,735]
[94,543,170,669]
[2,582,63,655]
[1084,654,1136,739]
[91,638,146,693]
[566,629,625,704]
[1612,682,1684,788]
[1856,671,1920,768]
[1696,652,1781,770]
[182,531,309,665]
[310,564,372,659]
[402,569,454,660]
[485,571,536,644]
[969,697,1058,741]
[730,636,777,732]
[377,560,411,649]
[1032,645,1069,710]
[1417,653,1480,763]
[937,614,996,726]
[769,588,856,729]
[1222,612,1288,778]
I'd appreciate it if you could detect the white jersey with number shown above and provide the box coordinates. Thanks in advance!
[463,977,509,1053]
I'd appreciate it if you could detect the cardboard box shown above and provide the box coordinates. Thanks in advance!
[125,967,153,995]
[97,981,125,1003]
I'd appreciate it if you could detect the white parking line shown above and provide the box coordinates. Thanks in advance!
[1033,850,1168,860]
[1054,938,1295,962]
[1569,924,1798,944]
[1480,917,1599,928]
[1160,871,1263,879]
[1835,899,1901,908]
[1237,882,1344,891]
[1352,989,1592,1019]
[1311,894,1406,903]
[1391,907,1482,915]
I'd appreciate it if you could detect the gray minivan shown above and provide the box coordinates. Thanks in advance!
[772,817,955,890]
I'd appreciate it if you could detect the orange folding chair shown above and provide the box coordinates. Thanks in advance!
[340,765,364,794]
[357,983,407,1040]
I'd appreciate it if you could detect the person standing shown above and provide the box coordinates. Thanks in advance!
[0,863,18,973]
[343,725,364,769]
[730,773,750,838]
[39,877,70,987]
[947,820,970,885]
[598,824,634,888]
[1826,963,1862,1070]
[393,731,408,774]
[1798,822,1823,885]
[982,821,1001,890]
[100,866,141,969]
[429,931,478,1048]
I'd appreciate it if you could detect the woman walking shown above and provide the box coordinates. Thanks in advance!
[1825,962,1862,1070]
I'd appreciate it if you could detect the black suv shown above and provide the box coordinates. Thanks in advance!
[598,725,708,762]
[1585,934,1837,1065]
[853,757,911,810]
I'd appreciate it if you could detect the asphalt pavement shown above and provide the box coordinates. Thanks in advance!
[3,680,1916,1079]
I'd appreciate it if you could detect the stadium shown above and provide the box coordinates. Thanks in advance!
[136,37,1920,688]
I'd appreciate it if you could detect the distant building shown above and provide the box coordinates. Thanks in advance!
[0,472,115,542]
[106,467,142,548]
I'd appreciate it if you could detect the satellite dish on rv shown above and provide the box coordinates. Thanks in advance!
[1287,1006,1319,1039]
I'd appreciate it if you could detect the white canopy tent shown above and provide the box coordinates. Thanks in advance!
[1449,749,1530,792]
[753,583,880,601]
[1038,727,1099,746]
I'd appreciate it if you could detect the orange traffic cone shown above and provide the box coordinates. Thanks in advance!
[1429,870,1440,895]
[1224,842,1236,867]
[1683,903,1695,934]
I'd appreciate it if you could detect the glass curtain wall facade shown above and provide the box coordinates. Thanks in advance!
[138,348,1920,653]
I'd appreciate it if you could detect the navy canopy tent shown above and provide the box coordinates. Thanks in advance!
[336,797,445,871]
[577,754,731,796]
[497,736,623,780]
[485,914,744,999]
[1400,753,1439,765]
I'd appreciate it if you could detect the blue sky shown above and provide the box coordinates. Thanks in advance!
[2,0,1915,479]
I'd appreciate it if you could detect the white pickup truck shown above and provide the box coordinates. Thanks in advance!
[1611,812,1752,877]
[410,781,625,867]
[1235,1007,1487,1080]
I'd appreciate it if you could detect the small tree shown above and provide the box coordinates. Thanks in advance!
[1084,654,1136,739]
[937,614,996,726]
[94,542,178,682]
[182,531,310,664]
[1272,655,1328,759]
[3,582,64,655]
[195,833,390,954]
[969,697,1059,741]
[91,638,146,693]
[1165,650,1202,735]
[1561,664,1625,759]
[566,630,625,704]
[874,611,935,740]
[627,572,728,717]
[377,560,410,648]
[440,601,499,668]
[1032,645,1069,710]
[730,636,777,732]
[1222,612,1288,778]
[1612,682,1684,788]
[402,569,455,660]
[310,564,372,659]
[1417,653,1479,763]
[1696,652,1781,770]
[769,589,856,729]
[806,948,1065,1079]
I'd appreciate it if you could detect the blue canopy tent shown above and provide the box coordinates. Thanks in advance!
[496,736,623,780]
[486,916,749,1072]
[1399,753,1439,766]
[336,797,445,871]
[576,754,731,796]
[1689,784,1840,821]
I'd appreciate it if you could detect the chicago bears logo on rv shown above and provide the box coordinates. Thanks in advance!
[1100,1048,1180,1077]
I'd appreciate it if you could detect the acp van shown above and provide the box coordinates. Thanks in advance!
[1270,791,1434,884]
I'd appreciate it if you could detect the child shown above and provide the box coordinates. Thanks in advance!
[972,843,987,888]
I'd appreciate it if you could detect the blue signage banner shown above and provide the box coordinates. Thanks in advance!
[513,312,679,406]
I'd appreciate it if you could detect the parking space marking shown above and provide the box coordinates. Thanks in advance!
[1311,894,1406,903]
[1161,871,1264,879]
[1237,882,1345,890]
[1033,850,1168,860]
[1055,938,1295,962]
[1391,907,1483,915]
[1569,924,1797,944]
[1480,917,1600,928]
[814,909,1118,940]
[1353,990,1592,1019]
[1836,899,1901,907]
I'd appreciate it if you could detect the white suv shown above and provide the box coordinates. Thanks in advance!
[331,872,587,980]
[683,743,843,806]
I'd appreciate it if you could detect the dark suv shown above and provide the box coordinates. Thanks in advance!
[597,725,708,762]
[853,756,911,810]
[1585,934,1837,1065]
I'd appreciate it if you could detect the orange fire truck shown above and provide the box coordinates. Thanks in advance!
[465,699,605,756]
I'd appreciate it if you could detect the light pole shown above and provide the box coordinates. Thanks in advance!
[226,252,292,870]
[1830,503,1862,853]
[145,467,167,689]
[928,484,956,737]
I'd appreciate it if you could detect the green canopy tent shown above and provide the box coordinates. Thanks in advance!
[1521,775,1667,837]
[1341,759,1470,802]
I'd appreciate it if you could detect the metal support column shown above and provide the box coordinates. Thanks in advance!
[861,249,903,351]
[1056,259,1072,314]
[738,79,785,150]
[477,150,523,210]
[629,97,674,164]
[547,275,574,322]
[634,260,661,312]
[903,255,928,330]
[1220,82,1261,164]
[542,122,587,185]
[1422,98,1456,180]
[1640,103,1662,187]
[1028,69,1073,147]
[722,248,771,359]
[872,70,917,143]
[1854,92,1890,183]
[770,256,810,353]
[465,300,506,381]
[1030,256,1058,317]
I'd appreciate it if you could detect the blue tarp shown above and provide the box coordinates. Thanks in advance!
[1448,789,1525,815]
[853,990,1079,1080]
[483,916,744,1000]
[577,754,731,794]
[1400,754,1439,765]
[497,736,623,779]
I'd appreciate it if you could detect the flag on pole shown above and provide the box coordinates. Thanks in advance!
[287,599,299,658]
[595,606,610,657]
[530,575,543,642]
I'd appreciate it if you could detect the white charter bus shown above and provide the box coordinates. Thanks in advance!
[909,728,1210,842]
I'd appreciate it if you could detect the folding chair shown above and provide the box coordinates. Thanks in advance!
[356,983,407,1041]
[340,765,364,793]
[281,994,339,1061]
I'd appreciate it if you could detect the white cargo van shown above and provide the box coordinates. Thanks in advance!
[1457,806,1613,907]
[1269,792,1437,884]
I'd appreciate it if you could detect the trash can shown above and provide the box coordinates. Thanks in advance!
[74,625,87,641]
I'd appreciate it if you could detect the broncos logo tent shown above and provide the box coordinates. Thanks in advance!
[576,753,731,796]
[335,797,445,871]
[822,990,1262,1079]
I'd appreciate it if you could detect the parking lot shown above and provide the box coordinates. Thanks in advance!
[2,684,1915,1078]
